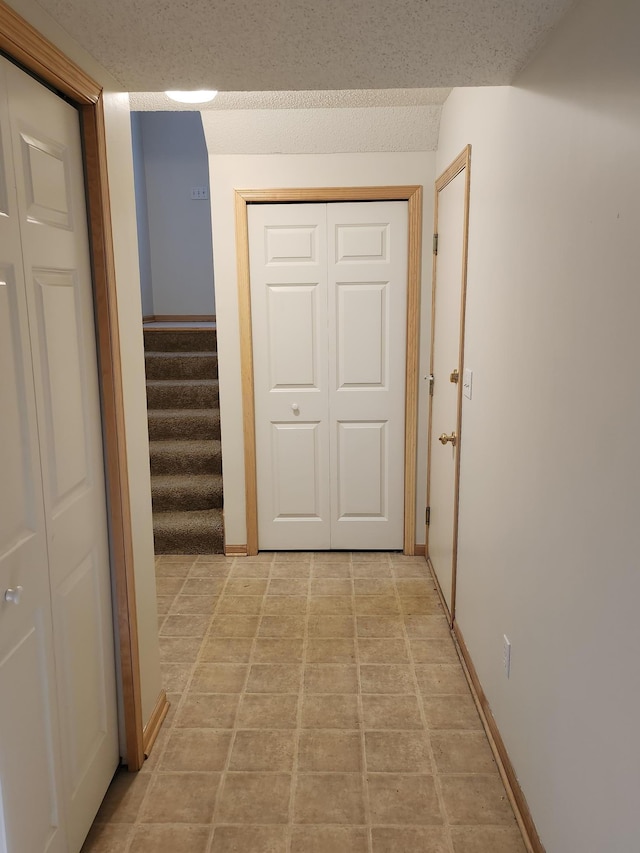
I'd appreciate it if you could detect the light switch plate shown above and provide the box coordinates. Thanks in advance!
[191,186,209,199]
[463,368,473,399]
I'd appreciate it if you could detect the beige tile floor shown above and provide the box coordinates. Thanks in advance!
[83,553,527,853]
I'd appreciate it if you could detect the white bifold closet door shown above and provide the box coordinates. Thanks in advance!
[249,201,408,551]
[0,57,118,853]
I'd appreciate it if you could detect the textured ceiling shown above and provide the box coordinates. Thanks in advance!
[34,0,576,93]
[130,88,452,112]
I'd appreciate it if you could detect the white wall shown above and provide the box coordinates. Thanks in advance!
[130,112,154,317]
[436,0,640,849]
[202,105,441,153]
[103,95,162,729]
[6,0,162,731]
[133,111,215,317]
[206,151,435,548]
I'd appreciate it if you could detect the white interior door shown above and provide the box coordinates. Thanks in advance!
[427,156,470,617]
[327,202,407,549]
[250,204,331,550]
[250,201,407,551]
[0,63,68,853]
[0,57,119,852]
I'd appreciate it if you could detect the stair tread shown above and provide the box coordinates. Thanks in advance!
[153,509,223,529]
[145,351,217,358]
[147,407,218,417]
[145,327,223,553]
[149,438,221,450]
[146,378,218,386]
[151,472,223,512]
[151,472,223,486]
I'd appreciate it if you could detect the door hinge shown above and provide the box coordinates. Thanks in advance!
[433,233,438,255]
[428,374,434,396]
[425,506,431,526]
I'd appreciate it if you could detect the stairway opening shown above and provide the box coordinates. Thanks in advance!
[144,324,224,553]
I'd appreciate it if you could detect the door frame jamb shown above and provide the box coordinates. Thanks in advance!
[0,1,145,770]
[425,146,472,624]
[235,186,423,556]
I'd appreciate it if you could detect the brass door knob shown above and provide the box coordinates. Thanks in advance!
[439,432,457,446]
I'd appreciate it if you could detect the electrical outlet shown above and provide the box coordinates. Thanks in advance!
[191,186,209,200]
[503,635,511,678]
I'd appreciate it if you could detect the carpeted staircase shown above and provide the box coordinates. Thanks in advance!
[144,327,224,554]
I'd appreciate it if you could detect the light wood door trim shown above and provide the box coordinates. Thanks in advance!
[142,689,169,758]
[236,186,423,556]
[0,0,144,770]
[0,3,100,104]
[426,146,472,624]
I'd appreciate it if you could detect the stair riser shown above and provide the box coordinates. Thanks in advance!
[152,508,224,555]
[146,384,218,409]
[152,493,223,512]
[145,353,218,381]
[144,324,224,554]
[147,413,220,441]
[153,528,223,555]
[151,484,223,512]
[150,453,222,476]
[143,329,217,353]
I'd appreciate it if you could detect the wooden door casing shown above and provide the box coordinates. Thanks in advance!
[236,186,423,556]
[426,146,472,622]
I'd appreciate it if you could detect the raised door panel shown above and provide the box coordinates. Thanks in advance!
[267,284,319,390]
[336,283,388,388]
[427,169,467,614]
[0,619,67,853]
[271,422,323,517]
[336,421,388,519]
[32,270,89,506]
[5,59,118,851]
[0,59,67,853]
[327,202,408,550]
[53,553,111,800]
[250,204,330,550]
[0,263,38,552]
[20,131,72,230]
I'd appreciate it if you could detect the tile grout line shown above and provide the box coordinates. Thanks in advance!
[91,552,524,852]
[393,557,457,853]
[285,552,313,853]
[354,552,378,853]
[128,555,219,853]
[205,552,275,853]
[158,554,237,853]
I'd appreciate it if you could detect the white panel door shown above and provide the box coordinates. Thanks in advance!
[0,64,68,853]
[4,59,119,851]
[250,201,407,551]
[327,202,407,549]
[427,167,467,615]
[250,204,331,549]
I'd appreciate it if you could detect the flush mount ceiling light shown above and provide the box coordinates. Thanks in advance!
[165,90,218,104]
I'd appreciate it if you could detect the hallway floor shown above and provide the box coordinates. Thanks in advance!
[83,553,527,853]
